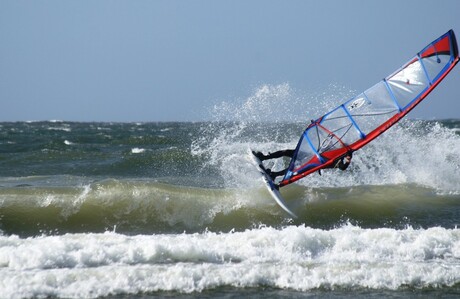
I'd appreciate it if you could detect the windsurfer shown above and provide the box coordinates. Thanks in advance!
[252,149,294,180]
[252,150,352,180]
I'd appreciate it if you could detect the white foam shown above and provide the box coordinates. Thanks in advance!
[48,127,71,132]
[131,147,145,154]
[0,225,459,297]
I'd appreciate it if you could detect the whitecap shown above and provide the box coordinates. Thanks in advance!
[48,127,71,132]
[131,148,145,154]
[1,225,459,297]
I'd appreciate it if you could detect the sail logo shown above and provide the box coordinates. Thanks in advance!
[347,97,367,111]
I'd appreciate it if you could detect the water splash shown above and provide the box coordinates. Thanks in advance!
[1,224,459,297]
[193,83,460,194]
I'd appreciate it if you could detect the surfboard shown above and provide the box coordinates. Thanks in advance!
[248,149,297,218]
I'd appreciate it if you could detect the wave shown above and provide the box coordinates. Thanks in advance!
[1,178,458,237]
[1,85,459,236]
[1,224,459,297]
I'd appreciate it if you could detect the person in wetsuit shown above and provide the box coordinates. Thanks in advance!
[253,150,352,180]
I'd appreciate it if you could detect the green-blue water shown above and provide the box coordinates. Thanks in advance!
[0,119,459,298]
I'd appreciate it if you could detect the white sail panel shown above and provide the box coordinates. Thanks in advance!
[388,59,429,109]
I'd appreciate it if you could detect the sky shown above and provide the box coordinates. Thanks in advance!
[1,0,460,122]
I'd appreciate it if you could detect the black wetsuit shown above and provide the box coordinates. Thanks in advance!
[262,149,295,160]
[256,149,295,180]
[257,149,352,180]
[333,156,351,170]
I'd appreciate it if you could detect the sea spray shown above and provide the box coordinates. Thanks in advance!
[192,83,460,195]
[191,83,355,189]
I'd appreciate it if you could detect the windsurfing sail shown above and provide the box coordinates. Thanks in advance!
[279,29,459,188]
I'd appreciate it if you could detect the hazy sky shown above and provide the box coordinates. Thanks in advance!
[1,0,459,122]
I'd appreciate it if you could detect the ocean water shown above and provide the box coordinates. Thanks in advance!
[1,88,460,298]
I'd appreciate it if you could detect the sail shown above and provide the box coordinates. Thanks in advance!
[279,30,459,188]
